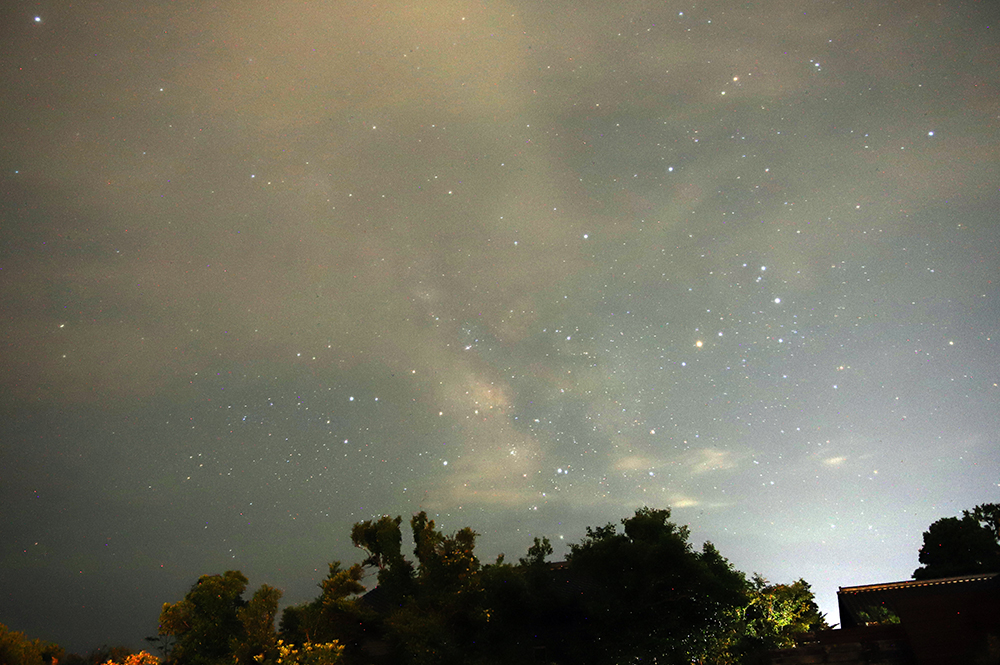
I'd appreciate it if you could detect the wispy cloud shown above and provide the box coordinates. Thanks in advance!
[686,448,737,474]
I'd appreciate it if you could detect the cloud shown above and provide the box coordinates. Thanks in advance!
[169,0,532,133]
[669,495,701,508]
[686,448,737,474]
[615,455,656,472]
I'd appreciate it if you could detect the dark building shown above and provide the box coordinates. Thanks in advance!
[771,572,1000,665]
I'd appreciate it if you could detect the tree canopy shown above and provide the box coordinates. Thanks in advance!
[159,570,285,665]
[0,623,63,665]
[564,507,752,664]
[25,503,1000,663]
[143,506,829,665]
[913,502,1000,580]
[276,507,824,665]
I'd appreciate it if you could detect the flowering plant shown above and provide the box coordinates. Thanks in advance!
[103,652,160,665]
[253,640,343,665]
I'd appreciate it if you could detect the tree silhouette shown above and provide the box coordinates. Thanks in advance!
[913,503,1000,580]
[566,507,748,664]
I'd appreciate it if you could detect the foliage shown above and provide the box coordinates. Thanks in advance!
[968,503,1000,543]
[255,640,342,665]
[279,562,368,648]
[913,503,1000,580]
[234,584,283,665]
[61,646,134,665]
[0,623,63,665]
[852,604,900,626]
[159,570,248,665]
[410,512,480,596]
[566,507,749,664]
[159,571,286,665]
[752,577,828,640]
[517,536,552,568]
[163,507,827,665]
[708,575,828,664]
[101,651,161,665]
[351,516,404,571]
[378,512,485,664]
[319,563,366,605]
[350,516,414,604]
[280,507,827,664]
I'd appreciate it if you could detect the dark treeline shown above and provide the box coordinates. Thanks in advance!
[0,631,156,665]
[7,503,998,665]
[157,506,826,665]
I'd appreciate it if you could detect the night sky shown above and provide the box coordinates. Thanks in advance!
[3,0,999,653]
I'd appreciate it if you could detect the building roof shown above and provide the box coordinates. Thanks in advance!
[839,571,999,595]
[833,571,1000,665]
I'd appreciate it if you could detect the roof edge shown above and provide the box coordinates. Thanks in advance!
[839,571,999,594]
